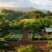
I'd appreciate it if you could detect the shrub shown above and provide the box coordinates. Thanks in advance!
[16,45,36,52]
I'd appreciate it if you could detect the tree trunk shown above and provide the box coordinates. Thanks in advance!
[32,31,34,40]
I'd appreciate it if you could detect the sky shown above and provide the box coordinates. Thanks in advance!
[0,0,52,11]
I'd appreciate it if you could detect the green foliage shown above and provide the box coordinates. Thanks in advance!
[16,45,35,52]
[0,9,52,37]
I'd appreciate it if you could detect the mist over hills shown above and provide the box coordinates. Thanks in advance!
[0,7,48,13]
[0,7,35,12]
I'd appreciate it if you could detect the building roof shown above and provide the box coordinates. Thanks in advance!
[45,28,52,32]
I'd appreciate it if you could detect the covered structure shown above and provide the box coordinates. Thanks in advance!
[45,28,52,34]
[45,28,52,32]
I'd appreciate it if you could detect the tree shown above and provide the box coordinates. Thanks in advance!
[18,19,41,39]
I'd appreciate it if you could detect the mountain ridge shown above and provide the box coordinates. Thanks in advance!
[0,7,48,13]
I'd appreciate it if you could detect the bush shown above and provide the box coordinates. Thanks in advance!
[40,38,47,40]
[32,38,39,40]
[16,45,35,52]
[49,38,52,40]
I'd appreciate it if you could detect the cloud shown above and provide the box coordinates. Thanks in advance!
[29,0,52,6]
[0,0,33,7]
[0,0,19,7]
[29,0,52,11]
[0,0,52,11]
